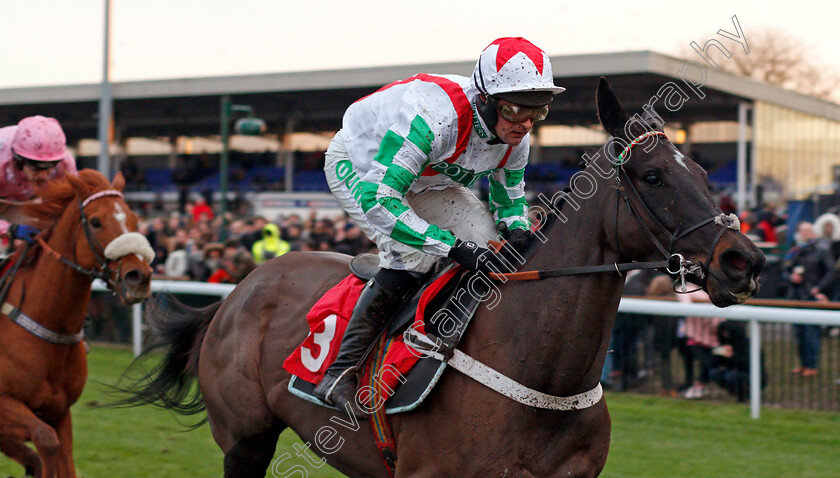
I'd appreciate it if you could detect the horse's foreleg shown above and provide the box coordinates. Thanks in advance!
[0,396,60,478]
[0,436,42,477]
[53,412,76,478]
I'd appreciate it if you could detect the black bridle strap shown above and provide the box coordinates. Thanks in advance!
[80,198,111,271]
[35,236,111,282]
[487,129,740,284]
[488,131,734,283]
[616,164,725,259]
[615,180,671,258]
[33,190,126,286]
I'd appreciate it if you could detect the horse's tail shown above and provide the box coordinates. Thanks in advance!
[113,294,221,425]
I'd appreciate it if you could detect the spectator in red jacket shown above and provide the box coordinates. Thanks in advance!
[191,197,214,223]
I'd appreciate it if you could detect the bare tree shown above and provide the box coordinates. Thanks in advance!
[683,28,840,102]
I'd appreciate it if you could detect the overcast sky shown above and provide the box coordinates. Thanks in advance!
[2,0,838,89]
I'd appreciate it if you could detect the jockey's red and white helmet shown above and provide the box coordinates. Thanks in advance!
[471,37,565,104]
[11,115,68,162]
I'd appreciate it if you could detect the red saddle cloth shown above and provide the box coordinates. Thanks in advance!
[283,268,460,401]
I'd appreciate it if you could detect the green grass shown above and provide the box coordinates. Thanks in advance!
[603,394,840,477]
[1,347,838,477]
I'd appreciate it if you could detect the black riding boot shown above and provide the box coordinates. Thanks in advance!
[313,268,418,418]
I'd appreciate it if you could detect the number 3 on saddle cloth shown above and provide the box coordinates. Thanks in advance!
[283,261,492,415]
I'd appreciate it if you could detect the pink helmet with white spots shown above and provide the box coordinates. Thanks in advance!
[12,115,68,162]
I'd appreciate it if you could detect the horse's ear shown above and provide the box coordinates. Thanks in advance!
[641,107,665,131]
[111,172,125,192]
[65,172,88,195]
[596,77,630,138]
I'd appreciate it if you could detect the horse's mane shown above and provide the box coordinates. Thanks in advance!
[23,170,112,230]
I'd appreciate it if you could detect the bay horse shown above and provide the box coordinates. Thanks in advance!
[128,79,764,477]
[0,170,153,477]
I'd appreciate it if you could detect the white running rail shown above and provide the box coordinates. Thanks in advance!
[90,281,840,420]
[619,298,840,419]
[91,280,235,357]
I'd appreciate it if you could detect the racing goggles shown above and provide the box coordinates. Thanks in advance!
[13,151,61,171]
[496,102,550,123]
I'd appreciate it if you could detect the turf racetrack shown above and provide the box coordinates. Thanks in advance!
[0,346,837,477]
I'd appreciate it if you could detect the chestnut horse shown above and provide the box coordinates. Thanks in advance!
[0,170,153,477]
[128,79,764,477]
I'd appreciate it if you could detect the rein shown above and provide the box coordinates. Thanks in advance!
[36,235,113,283]
[489,131,740,291]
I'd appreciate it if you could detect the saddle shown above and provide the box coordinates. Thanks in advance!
[285,253,492,414]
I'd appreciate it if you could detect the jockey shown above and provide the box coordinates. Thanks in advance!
[0,116,77,245]
[314,37,565,416]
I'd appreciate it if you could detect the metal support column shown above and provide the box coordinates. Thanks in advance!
[737,102,750,212]
[750,105,758,208]
[220,95,232,239]
[680,123,693,156]
[97,0,112,177]
[530,126,541,164]
[283,117,296,192]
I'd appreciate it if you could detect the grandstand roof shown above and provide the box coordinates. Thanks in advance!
[1,50,839,141]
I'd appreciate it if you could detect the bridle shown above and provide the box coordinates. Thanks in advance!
[0,189,129,345]
[403,132,743,416]
[490,131,740,292]
[36,189,127,290]
[612,131,741,291]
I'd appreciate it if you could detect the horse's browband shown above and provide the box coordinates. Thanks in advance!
[81,189,123,208]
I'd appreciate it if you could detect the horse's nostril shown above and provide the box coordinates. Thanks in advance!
[728,253,748,271]
[123,269,145,285]
[720,249,750,281]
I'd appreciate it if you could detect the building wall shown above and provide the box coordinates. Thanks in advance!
[755,102,840,199]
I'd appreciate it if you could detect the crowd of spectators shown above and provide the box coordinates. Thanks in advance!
[604,267,767,401]
[604,196,840,399]
[137,195,375,285]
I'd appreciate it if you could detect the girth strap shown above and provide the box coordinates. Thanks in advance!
[404,329,603,411]
[1,302,84,344]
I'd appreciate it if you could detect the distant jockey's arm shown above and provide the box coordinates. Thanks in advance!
[359,116,457,256]
[7,224,39,244]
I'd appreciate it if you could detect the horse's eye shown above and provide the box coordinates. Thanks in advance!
[643,173,663,187]
[90,217,102,228]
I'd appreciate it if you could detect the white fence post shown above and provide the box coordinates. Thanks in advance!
[132,302,143,357]
[618,298,840,418]
[749,319,761,419]
[92,280,236,357]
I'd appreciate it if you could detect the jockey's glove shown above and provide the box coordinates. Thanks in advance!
[9,224,40,244]
[448,239,511,274]
[499,224,532,252]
